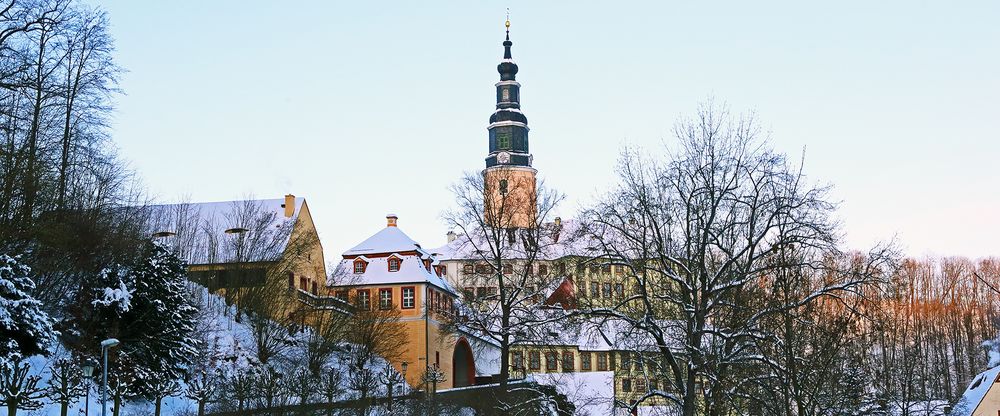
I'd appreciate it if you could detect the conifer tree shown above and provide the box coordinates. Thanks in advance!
[0,255,56,366]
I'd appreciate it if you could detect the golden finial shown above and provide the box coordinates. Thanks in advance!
[505,8,510,29]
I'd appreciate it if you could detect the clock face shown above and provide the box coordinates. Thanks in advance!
[497,152,511,164]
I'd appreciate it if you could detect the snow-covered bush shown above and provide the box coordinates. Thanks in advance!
[0,254,56,367]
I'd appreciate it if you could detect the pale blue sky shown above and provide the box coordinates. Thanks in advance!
[99,1,999,260]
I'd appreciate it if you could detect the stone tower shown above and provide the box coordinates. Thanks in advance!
[483,19,537,229]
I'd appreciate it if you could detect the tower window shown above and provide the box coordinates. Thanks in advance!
[497,132,512,150]
[499,179,509,195]
[502,88,510,101]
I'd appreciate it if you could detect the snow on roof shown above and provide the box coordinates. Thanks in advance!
[953,366,1000,416]
[332,222,457,295]
[430,219,603,262]
[145,197,304,265]
[344,225,423,256]
[531,371,615,416]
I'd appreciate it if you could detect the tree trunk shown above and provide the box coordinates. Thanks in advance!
[7,402,17,416]
[113,395,121,416]
[197,400,206,416]
[154,397,162,416]
[60,400,68,416]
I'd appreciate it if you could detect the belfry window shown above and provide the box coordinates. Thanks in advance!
[497,132,511,150]
[502,87,510,101]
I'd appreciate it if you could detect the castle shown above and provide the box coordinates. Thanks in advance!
[148,18,671,408]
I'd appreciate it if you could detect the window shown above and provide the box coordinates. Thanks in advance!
[635,353,644,371]
[590,281,599,298]
[636,378,647,392]
[538,264,548,275]
[503,264,513,274]
[498,133,511,150]
[581,352,592,371]
[335,290,348,301]
[615,265,625,275]
[602,283,612,298]
[558,263,566,274]
[512,351,524,370]
[379,288,392,310]
[402,286,415,309]
[562,352,574,372]
[388,257,401,272]
[353,260,366,274]
[621,353,631,371]
[601,264,611,274]
[597,353,608,371]
[499,179,509,195]
[311,282,317,295]
[476,287,488,299]
[287,272,294,289]
[576,263,585,273]
[501,87,510,101]
[615,283,624,297]
[529,351,541,370]
[545,352,558,371]
[300,277,307,290]
[423,259,431,271]
[622,378,632,393]
[357,290,371,310]
[475,264,489,274]
[463,264,474,274]
[441,265,447,275]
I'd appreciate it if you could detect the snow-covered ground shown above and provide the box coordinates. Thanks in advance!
[14,283,395,415]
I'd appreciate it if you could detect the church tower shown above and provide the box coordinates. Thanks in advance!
[483,18,537,229]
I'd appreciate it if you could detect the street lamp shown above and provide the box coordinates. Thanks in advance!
[81,359,97,416]
[401,361,408,396]
[100,338,120,416]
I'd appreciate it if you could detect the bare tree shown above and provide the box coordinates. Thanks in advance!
[578,103,895,416]
[338,297,406,415]
[184,369,220,416]
[442,168,569,392]
[0,358,46,416]
[46,356,84,416]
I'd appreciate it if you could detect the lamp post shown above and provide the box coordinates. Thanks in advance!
[100,338,120,416]
[81,359,96,416]
[401,361,408,396]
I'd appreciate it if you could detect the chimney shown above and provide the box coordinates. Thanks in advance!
[447,231,457,243]
[386,214,398,227]
[554,217,562,227]
[283,194,296,218]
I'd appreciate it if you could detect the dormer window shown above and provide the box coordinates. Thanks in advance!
[152,231,176,238]
[225,227,249,234]
[353,259,367,274]
[388,257,401,272]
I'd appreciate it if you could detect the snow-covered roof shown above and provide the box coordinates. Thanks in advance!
[430,219,603,262]
[344,225,423,256]
[331,219,457,295]
[953,366,1000,416]
[145,197,305,265]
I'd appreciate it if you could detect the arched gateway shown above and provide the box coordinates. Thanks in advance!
[452,338,476,387]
